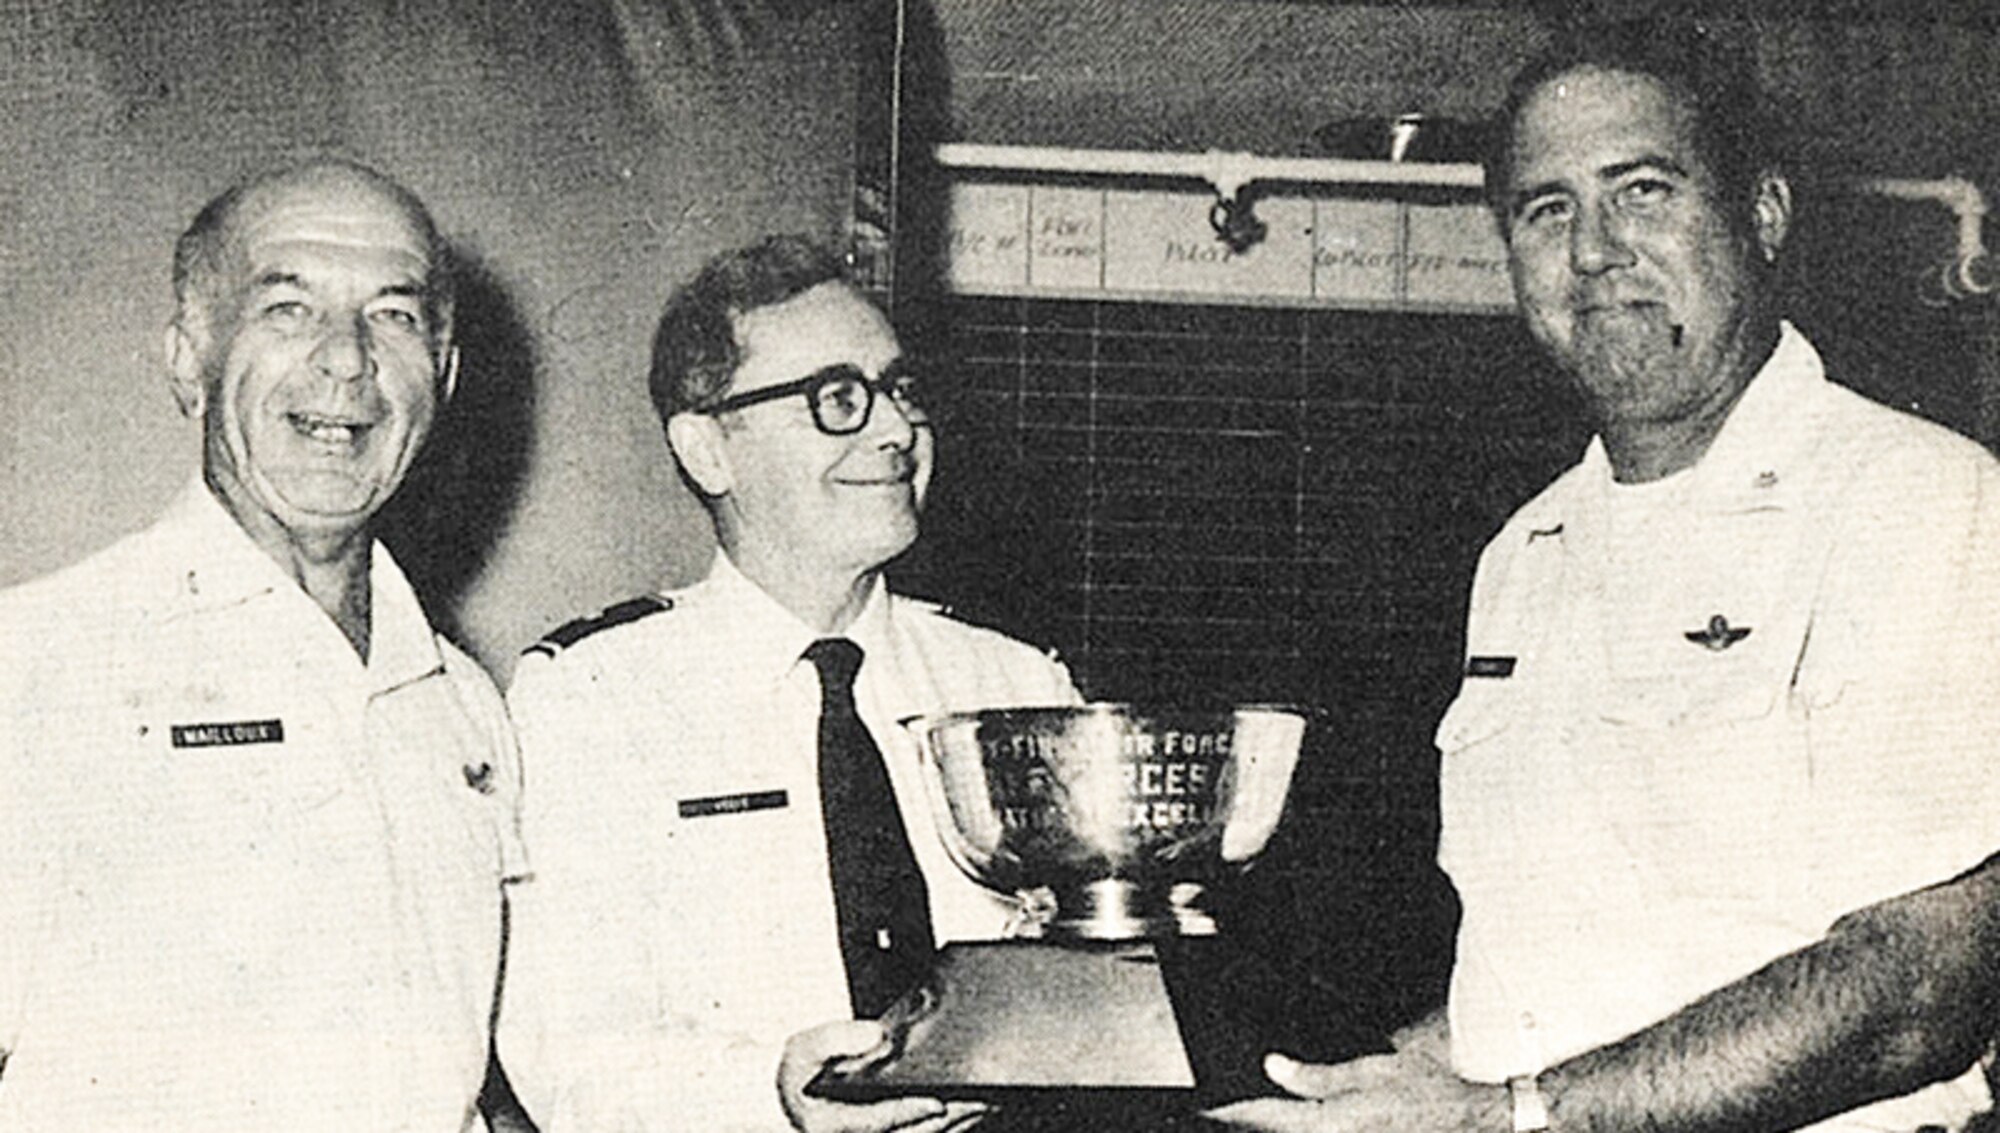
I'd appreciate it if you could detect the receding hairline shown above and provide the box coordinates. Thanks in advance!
[1482,21,1780,230]
[1519,61,1702,123]
[250,161,433,227]
[1509,63,1708,169]
[173,157,453,320]
[727,277,871,343]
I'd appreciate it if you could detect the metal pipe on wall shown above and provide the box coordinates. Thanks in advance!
[932,142,1996,302]
[931,142,1487,198]
[1845,176,1996,302]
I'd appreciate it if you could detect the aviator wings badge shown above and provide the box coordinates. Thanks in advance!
[1685,614,1752,651]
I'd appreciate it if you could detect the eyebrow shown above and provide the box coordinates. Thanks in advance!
[1509,154,1693,218]
[376,282,433,304]
[250,271,431,301]
[1601,154,1691,182]
[803,358,910,384]
[801,362,864,385]
[1508,180,1567,219]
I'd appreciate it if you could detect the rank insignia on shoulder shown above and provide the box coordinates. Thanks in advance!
[678,790,789,819]
[171,718,285,748]
[1466,656,1516,678]
[525,595,673,659]
[1685,614,1752,652]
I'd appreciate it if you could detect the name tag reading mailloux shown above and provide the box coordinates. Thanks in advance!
[1466,656,1517,679]
[171,719,285,748]
[678,790,789,819]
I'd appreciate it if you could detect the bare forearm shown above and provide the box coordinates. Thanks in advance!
[1543,855,2000,1132]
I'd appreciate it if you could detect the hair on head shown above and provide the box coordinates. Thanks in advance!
[647,233,853,430]
[1483,18,1784,231]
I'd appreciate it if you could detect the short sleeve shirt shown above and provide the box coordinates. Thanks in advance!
[1436,325,2000,1129]
[0,480,522,1131]
[498,552,1081,1132]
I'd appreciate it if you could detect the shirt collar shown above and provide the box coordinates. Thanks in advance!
[366,540,447,696]
[153,474,444,695]
[1575,320,1822,511]
[701,550,894,688]
[153,474,296,612]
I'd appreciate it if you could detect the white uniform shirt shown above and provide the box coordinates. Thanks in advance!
[1437,324,2000,1129]
[499,552,1081,1132]
[0,479,523,1132]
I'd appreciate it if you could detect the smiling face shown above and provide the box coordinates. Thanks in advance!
[1502,65,1787,454]
[171,167,451,555]
[672,280,931,584]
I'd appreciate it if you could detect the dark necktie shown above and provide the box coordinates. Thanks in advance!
[804,638,936,1018]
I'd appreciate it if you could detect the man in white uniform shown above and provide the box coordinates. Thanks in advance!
[1216,22,2000,1133]
[499,235,1080,1133]
[0,158,523,1130]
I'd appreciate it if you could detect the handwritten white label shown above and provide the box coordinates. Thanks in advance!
[1103,191,1313,299]
[1028,186,1103,289]
[1406,204,1514,309]
[940,179,1509,312]
[946,182,1030,292]
[1312,199,1402,304]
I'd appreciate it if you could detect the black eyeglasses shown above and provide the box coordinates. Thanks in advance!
[699,362,928,437]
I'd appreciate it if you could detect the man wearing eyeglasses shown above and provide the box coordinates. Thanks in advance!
[497,234,1080,1132]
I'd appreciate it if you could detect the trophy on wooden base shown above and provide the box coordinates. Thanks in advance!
[813,703,1385,1114]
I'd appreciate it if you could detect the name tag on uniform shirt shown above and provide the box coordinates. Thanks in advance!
[170,718,285,748]
[678,790,790,819]
[1466,656,1516,679]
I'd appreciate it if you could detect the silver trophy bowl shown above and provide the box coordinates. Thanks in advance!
[906,704,1308,940]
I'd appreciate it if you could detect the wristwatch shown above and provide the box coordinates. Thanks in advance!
[1508,1073,1551,1133]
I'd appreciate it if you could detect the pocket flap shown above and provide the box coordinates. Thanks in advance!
[1436,667,1520,751]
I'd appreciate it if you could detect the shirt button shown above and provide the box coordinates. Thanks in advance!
[1519,1011,1537,1031]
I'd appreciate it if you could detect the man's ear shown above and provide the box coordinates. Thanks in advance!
[666,411,733,498]
[439,344,460,403]
[1752,172,1793,264]
[165,322,206,418]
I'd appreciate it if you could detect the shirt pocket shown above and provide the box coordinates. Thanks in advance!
[1434,650,1531,830]
[1609,609,1814,906]
[1435,654,1542,889]
[661,781,839,1024]
[1436,651,1529,755]
[668,781,817,902]
[1440,676,1512,756]
[1608,634,1791,729]
[1599,499,1821,730]
[1597,578,1808,731]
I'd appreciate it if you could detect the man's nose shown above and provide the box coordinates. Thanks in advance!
[309,315,376,382]
[1570,204,1636,274]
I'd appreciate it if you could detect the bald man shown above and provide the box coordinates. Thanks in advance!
[0,157,522,1130]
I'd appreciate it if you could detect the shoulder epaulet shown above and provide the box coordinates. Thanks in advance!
[901,593,1018,637]
[905,596,1070,670]
[524,595,673,659]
